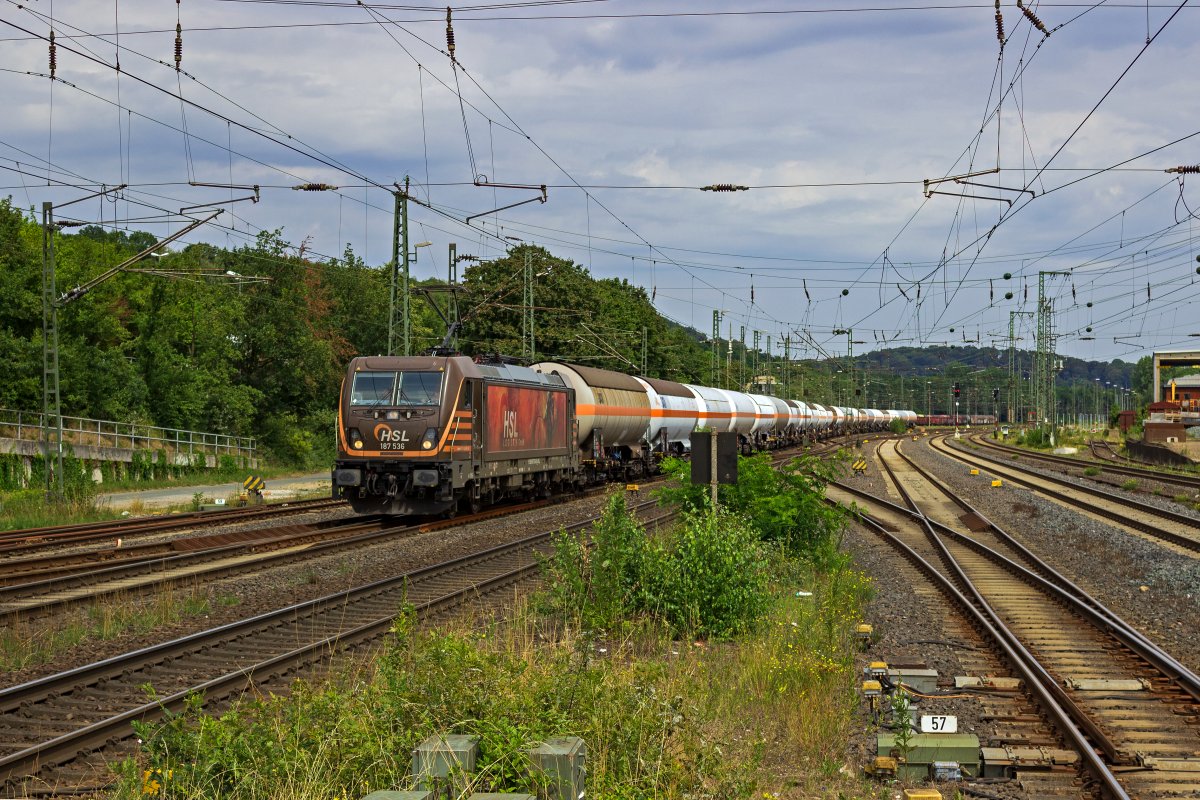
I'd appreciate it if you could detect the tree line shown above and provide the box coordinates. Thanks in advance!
[1,198,1150,467]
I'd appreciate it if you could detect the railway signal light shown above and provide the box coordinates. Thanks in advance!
[953,383,961,398]
[992,387,1000,400]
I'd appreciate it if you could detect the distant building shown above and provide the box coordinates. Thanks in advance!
[1164,374,1200,403]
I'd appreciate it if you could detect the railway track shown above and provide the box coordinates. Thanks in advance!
[0,485,660,627]
[0,497,678,796]
[0,498,345,557]
[832,438,1200,798]
[969,434,1200,493]
[929,435,1200,556]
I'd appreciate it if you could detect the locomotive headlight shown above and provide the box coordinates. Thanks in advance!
[421,428,437,450]
[349,428,364,450]
[386,410,400,420]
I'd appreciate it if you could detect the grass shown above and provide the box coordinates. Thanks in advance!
[0,587,212,673]
[107,488,884,800]
[1120,479,1140,492]
[0,483,332,534]
[110,566,881,800]
[1082,466,1101,477]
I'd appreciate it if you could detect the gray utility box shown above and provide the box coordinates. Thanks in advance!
[413,734,481,796]
[525,736,586,800]
[362,793,434,800]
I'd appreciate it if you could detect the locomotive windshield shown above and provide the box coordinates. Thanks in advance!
[349,371,442,407]
[396,372,442,405]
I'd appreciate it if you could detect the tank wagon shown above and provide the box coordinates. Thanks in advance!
[333,354,914,516]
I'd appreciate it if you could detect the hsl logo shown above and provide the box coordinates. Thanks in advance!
[503,410,519,441]
[373,424,409,445]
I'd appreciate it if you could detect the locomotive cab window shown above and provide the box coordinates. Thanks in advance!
[350,371,443,406]
[397,372,442,406]
[350,372,396,406]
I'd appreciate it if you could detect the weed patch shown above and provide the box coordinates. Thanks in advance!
[541,495,770,639]
[116,559,875,800]
[1,588,210,672]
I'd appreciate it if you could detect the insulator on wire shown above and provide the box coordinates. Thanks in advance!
[1166,165,1200,174]
[174,23,182,70]
[995,11,1005,43]
[49,29,56,78]
[446,7,456,61]
[701,184,749,192]
[292,183,339,191]
[1016,1,1049,35]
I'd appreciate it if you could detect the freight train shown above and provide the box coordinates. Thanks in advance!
[332,354,917,516]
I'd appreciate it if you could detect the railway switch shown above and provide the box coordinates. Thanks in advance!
[413,734,480,797]
[524,736,586,800]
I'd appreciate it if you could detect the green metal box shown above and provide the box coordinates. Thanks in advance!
[413,734,480,796]
[525,736,586,800]
[876,733,980,781]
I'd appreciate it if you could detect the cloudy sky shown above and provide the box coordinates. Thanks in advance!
[3,1,1199,366]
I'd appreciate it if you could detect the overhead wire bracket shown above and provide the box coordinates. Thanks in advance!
[465,183,547,225]
[59,209,222,305]
[181,181,260,213]
[922,168,1034,207]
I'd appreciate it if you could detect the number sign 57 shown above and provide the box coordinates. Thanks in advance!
[920,714,958,734]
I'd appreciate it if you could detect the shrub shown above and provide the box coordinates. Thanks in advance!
[646,509,771,639]
[541,494,771,639]
[1019,428,1050,448]
[1121,479,1139,492]
[656,452,849,566]
[1083,466,1101,477]
[888,418,908,435]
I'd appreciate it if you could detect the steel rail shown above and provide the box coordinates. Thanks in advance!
[0,517,410,624]
[0,491,637,623]
[0,498,344,554]
[932,436,1200,548]
[838,490,1130,800]
[872,445,1125,766]
[972,434,1200,491]
[885,444,1200,701]
[0,498,676,787]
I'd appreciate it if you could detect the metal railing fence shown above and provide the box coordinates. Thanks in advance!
[0,408,256,460]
